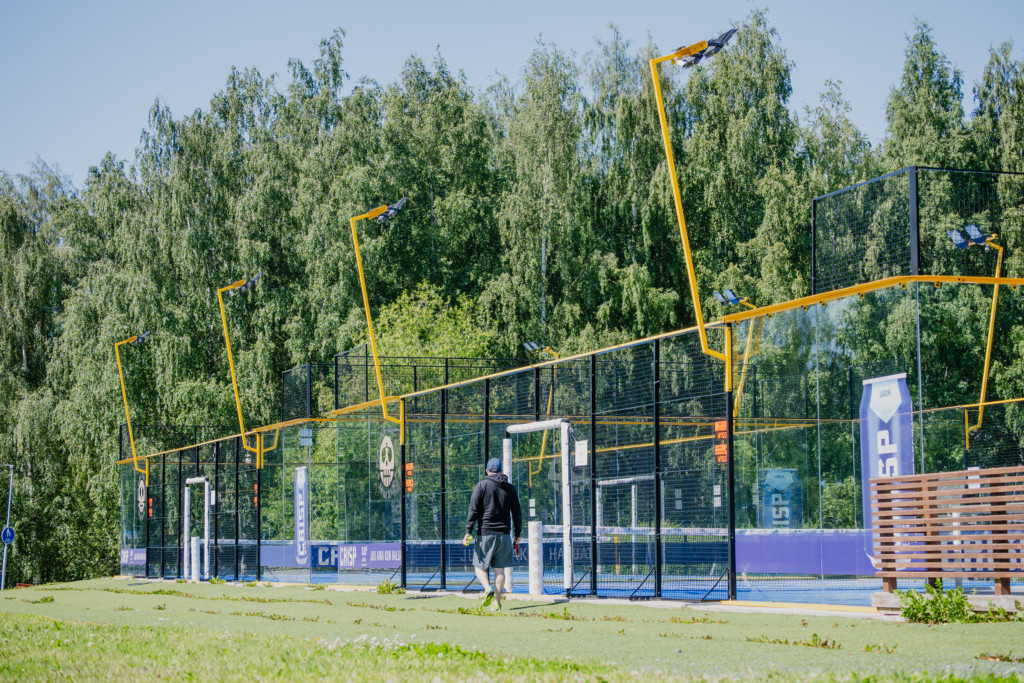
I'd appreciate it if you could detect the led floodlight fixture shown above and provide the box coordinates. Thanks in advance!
[704,28,736,56]
[948,229,968,250]
[230,272,261,296]
[375,197,408,224]
[964,224,986,244]
[673,27,736,67]
[723,289,741,305]
[131,330,151,345]
[713,291,727,304]
[523,341,542,353]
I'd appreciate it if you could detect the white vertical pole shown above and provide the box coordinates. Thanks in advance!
[528,520,543,595]
[182,486,190,580]
[190,537,200,582]
[631,483,638,576]
[502,438,513,591]
[560,424,571,594]
[203,480,210,580]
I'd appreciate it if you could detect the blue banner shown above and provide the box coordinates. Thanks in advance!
[757,468,802,529]
[294,466,309,567]
[859,373,914,565]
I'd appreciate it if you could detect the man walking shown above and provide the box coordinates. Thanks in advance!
[463,457,521,611]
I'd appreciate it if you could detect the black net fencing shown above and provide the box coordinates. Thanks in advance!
[813,167,1024,295]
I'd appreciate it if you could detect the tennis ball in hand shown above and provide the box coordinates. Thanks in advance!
[463,534,473,546]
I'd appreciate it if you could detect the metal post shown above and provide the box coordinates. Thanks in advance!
[726,381,737,601]
[909,166,920,276]
[811,198,817,295]
[256,434,262,581]
[334,354,339,412]
[400,403,407,589]
[484,379,490,464]
[1,465,12,590]
[213,442,219,579]
[161,453,166,578]
[178,451,183,578]
[439,388,447,590]
[589,353,597,596]
[653,340,662,598]
[234,437,240,581]
[306,363,312,418]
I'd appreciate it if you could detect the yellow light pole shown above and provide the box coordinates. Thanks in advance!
[218,272,261,463]
[350,198,408,426]
[945,226,1005,448]
[115,331,150,484]
[649,29,736,371]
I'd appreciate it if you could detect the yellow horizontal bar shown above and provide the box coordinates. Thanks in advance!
[722,275,1024,324]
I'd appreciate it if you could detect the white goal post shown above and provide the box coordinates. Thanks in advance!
[504,418,582,595]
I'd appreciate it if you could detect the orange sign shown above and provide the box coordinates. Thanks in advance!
[714,420,727,432]
[714,444,727,456]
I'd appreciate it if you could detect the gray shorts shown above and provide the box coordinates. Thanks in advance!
[473,534,514,570]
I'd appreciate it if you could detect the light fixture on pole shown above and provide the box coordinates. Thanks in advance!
[115,331,151,485]
[713,289,757,309]
[351,198,409,425]
[649,29,736,365]
[218,273,261,463]
[947,225,1004,447]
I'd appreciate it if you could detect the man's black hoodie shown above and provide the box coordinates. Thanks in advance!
[466,473,522,537]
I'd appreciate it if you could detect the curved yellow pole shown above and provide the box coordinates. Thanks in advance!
[218,279,258,454]
[115,336,148,485]
[650,45,725,364]
[350,206,401,425]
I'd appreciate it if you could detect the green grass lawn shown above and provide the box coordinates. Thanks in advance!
[0,578,1022,681]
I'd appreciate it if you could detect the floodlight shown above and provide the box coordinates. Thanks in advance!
[230,272,262,296]
[713,291,727,304]
[523,341,542,353]
[723,288,741,305]
[703,28,736,57]
[131,331,151,345]
[679,53,702,68]
[964,224,986,244]
[947,229,968,250]
[375,197,408,224]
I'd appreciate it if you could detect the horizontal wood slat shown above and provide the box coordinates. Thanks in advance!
[870,466,1024,592]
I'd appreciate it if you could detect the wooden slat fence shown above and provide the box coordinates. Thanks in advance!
[870,465,1024,594]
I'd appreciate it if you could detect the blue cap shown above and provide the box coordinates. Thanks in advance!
[486,458,502,473]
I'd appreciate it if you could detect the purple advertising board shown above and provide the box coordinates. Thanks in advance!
[120,548,146,566]
[261,542,401,569]
[859,373,915,565]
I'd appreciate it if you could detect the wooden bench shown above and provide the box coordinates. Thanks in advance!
[870,465,1024,595]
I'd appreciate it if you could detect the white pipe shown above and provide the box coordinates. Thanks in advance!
[185,477,210,581]
[506,418,568,435]
[528,520,543,595]
[190,537,200,582]
[182,486,190,580]
[560,423,572,594]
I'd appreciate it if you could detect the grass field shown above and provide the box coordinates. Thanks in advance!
[0,579,1022,681]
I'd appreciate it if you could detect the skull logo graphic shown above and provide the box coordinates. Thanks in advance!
[137,477,146,518]
[378,436,396,489]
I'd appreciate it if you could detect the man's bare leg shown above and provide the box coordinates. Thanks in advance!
[494,570,506,604]
[475,567,491,593]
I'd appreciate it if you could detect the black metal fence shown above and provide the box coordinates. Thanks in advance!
[812,167,1024,295]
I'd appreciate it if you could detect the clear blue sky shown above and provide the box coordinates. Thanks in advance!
[2,0,1021,187]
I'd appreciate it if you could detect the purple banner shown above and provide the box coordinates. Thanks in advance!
[735,529,875,576]
[261,542,401,569]
[294,467,309,568]
[859,373,915,566]
[120,548,146,566]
